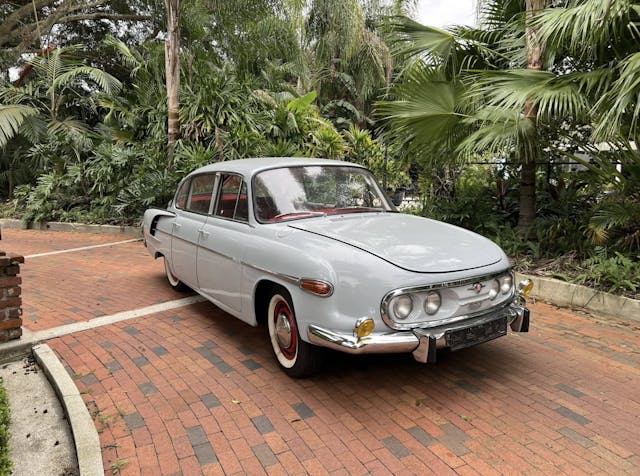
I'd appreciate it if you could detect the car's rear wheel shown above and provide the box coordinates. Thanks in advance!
[164,256,189,291]
[267,288,323,378]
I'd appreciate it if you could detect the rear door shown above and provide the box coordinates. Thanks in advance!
[197,174,250,312]
[171,174,216,288]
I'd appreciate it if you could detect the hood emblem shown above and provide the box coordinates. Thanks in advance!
[470,282,485,294]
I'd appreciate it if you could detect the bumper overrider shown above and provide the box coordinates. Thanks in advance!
[307,301,530,364]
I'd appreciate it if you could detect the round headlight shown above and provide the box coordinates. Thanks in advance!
[501,274,513,294]
[424,291,441,315]
[392,295,413,320]
[489,279,500,300]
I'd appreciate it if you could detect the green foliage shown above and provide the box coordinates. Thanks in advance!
[0,377,12,475]
[573,249,640,294]
[343,125,410,190]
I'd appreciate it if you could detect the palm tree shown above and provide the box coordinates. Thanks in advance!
[166,0,180,165]
[378,0,558,235]
[534,0,640,251]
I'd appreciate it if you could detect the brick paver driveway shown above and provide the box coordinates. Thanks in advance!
[3,228,640,475]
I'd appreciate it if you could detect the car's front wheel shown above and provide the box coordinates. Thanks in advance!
[267,288,323,378]
[164,256,189,291]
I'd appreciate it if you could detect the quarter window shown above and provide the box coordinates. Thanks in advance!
[214,174,248,222]
[186,174,216,214]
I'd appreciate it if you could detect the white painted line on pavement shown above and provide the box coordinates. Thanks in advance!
[25,238,141,258]
[32,295,206,341]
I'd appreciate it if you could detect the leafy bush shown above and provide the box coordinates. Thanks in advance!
[573,249,640,294]
[0,377,12,475]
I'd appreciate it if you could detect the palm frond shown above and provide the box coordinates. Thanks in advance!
[385,15,456,62]
[593,51,640,140]
[457,106,528,157]
[467,69,589,121]
[51,67,122,95]
[0,105,39,148]
[377,65,465,149]
[536,0,633,59]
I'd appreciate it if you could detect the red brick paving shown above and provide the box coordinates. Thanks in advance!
[1,228,131,256]
[44,299,640,475]
[2,229,181,330]
[5,230,640,474]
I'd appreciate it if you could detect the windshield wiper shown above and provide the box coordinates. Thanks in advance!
[269,211,326,222]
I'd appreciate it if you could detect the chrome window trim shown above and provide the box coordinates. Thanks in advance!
[380,270,515,330]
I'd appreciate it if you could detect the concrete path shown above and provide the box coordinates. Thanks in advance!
[1,228,640,475]
[0,357,77,476]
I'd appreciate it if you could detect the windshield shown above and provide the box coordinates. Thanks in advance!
[253,165,393,223]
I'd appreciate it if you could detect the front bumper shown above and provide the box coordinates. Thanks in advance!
[307,303,530,363]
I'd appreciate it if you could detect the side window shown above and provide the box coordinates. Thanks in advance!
[214,174,248,222]
[186,174,216,214]
[175,179,190,209]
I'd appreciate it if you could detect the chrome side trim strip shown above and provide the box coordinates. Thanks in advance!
[242,263,334,297]
[242,262,299,285]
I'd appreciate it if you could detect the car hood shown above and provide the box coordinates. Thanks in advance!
[288,213,505,273]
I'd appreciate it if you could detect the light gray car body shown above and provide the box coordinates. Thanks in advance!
[142,157,530,374]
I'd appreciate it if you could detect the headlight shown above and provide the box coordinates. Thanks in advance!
[424,291,441,315]
[489,279,500,300]
[500,274,513,294]
[391,295,413,320]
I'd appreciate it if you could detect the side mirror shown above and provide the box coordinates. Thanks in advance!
[392,189,405,207]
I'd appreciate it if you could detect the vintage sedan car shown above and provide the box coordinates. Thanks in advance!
[143,157,532,377]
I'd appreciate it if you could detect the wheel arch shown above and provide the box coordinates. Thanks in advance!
[254,279,294,326]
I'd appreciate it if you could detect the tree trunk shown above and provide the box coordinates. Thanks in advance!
[517,0,549,236]
[166,0,180,167]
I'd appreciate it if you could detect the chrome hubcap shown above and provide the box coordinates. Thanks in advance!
[275,312,292,349]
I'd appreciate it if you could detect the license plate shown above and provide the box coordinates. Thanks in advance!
[446,316,508,351]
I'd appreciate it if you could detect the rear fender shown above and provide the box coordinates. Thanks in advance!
[142,209,176,253]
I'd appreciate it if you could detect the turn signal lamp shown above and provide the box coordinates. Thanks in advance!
[518,279,534,296]
[355,317,375,338]
[300,279,333,296]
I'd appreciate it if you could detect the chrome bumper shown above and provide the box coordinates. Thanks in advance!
[306,303,530,363]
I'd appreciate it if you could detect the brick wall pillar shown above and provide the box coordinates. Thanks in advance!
[0,251,24,341]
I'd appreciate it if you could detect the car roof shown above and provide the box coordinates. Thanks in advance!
[186,157,366,178]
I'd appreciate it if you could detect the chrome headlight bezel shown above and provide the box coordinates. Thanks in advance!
[380,270,516,330]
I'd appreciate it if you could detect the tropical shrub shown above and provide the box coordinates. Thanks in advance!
[0,377,12,475]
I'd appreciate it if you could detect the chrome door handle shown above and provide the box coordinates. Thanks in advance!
[173,222,182,230]
[199,230,210,238]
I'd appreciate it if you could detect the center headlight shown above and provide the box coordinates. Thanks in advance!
[392,295,413,320]
[424,291,441,315]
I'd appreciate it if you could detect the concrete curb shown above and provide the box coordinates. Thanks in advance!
[33,344,104,476]
[0,328,35,364]
[1,218,140,237]
[516,272,640,324]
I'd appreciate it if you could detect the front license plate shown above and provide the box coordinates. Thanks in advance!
[446,316,508,351]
